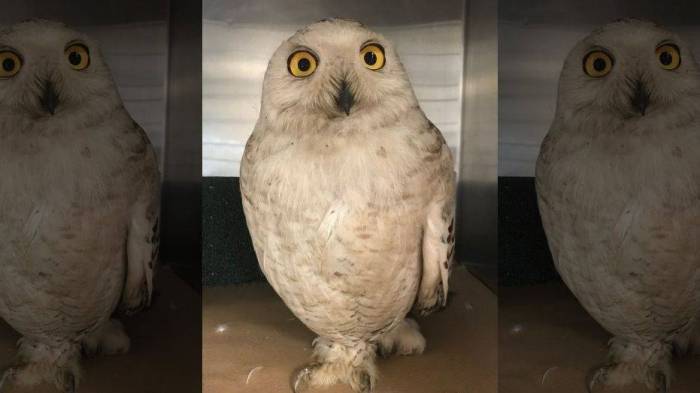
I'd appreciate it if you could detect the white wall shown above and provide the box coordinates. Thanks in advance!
[82,22,169,170]
[499,21,700,177]
[202,20,463,177]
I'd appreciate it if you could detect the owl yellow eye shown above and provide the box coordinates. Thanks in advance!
[288,50,317,78]
[360,43,385,70]
[0,51,22,78]
[583,50,613,78]
[656,44,681,70]
[65,43,90,71]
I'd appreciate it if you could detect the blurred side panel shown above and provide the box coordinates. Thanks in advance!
[456,0,498,289]
[161,0,203,291]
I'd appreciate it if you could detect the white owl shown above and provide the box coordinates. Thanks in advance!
[240,19,456,392]
[536,19,700,393]
[0,20,160,392]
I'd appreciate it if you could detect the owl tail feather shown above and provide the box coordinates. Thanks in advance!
[3,338,81,392]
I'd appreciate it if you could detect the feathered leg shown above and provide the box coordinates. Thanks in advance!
[0,338,81,393]
[587,337,671,393]
[377,318,426,357]
[293,337,377,393]
[81,318,130,357]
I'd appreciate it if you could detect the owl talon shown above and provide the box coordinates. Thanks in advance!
[586,365,609,393]
[356,370,373,393]
[291,364,318,393]
[59,370,77,393]
[0,367,16,392]
[655,371,669,393]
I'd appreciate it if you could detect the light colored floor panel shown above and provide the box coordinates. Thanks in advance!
[203,266,496,393]
[500,282,700,393]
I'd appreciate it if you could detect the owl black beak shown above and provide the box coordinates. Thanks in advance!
[336,80,354,116]
[39,80,59,115]
[630,79,650,116]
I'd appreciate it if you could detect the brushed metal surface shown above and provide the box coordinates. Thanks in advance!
[457,0,498,290]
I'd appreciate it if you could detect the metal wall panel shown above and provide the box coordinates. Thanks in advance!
[457,0,498,289]
[499,0,700,177]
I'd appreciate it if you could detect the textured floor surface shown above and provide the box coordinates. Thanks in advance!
[500,282,700,393]
[0,267,201,393]
[203,266,496,393]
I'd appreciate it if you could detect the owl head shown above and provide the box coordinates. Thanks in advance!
[0,20,120,126]
[556,18,700,124]
[259,18,419,133]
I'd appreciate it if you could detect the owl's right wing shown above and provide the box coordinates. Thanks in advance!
[413,123,456,316]
[120,123,160,315]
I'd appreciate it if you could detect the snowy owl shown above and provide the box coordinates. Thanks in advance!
[0,20,160,392]
[240,19,456,392]
[536,19,700,393]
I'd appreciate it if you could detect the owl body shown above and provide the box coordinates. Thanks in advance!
[536,19,700,391]
[241,19,455,392]
[0,20,159,391]
[0,108,154,341]
[242,105,450,344]
[538,111,700,341]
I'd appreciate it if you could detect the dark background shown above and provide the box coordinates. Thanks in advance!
[203,177,262,285]
[498,177,556,286]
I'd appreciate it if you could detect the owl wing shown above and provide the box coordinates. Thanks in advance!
[120,123,160,314]
[413,123,456,316]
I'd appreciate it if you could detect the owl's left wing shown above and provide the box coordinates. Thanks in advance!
[413,125,456,316]
[120,124,160,315]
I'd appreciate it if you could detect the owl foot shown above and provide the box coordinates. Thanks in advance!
[610,337,671,392]
[0,367,16,392]
[11,338,82,392]
[586,364,668,393]
[0,364,76,393]
[291,362,374,393]
[58,371,77,393]
[585,364,610,393]
[82,318,130,356]
[292,337,377,392]
[291,363,318,393]
[587,338,672,392]
[377,318,426,357]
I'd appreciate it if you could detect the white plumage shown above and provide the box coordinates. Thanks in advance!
[240,19,455,392]
[536,19,700,393]
[0,20,159,392]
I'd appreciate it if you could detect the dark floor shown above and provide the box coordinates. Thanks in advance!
[0,267,201,393]
[499,282,700,393]
[203,266,497,393]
